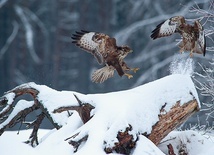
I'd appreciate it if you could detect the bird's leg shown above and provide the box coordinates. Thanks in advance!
[179,48,184,54]
[189,49,194,57]
[121,62,139,73]
[189,42,195,57]
[124,73,133,79]
[130,68,140,73]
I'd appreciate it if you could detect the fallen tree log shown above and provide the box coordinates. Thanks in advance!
[0,74,200,154]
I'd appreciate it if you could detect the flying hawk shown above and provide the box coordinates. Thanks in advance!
[71,30,139,83]
[151,16,206,56]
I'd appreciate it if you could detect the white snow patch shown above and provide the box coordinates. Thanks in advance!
[158,130,214,155]
[133,135,165,155]
[1,129,213,155]
[4,92,15,105]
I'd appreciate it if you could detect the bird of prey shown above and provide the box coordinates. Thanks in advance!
[71,30,139,83]
[151,16,206,56]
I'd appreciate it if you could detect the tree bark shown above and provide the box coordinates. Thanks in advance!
[148,99,199,145]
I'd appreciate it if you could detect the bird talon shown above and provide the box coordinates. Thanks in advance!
[132,68,139,73]
[189,51,193,57]
[179,49,184,54]
[124,73,133,79]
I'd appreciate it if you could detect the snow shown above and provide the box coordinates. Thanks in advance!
[1,129,213,155]
[133,135,165,155]
[158,130,214,155]
[0,74,208,155]
[0,130,37,155]
[3,92,15,105]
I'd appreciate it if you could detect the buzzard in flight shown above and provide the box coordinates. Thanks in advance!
[151,16,206,56]
[71,30,139,83]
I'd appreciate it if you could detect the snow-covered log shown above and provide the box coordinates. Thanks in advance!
[0,74,200,154]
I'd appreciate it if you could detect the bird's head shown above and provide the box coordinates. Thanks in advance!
[170,16,185,26]
[120,45,133,53]
[118,45,133,60]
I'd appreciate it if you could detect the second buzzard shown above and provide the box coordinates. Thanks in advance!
[151,16,206,57]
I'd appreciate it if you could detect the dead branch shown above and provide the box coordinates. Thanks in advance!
[167,144,176,155]
[68,135,88,153]
[105,125,136,154]
[0,83,60,145]
[0,84,39,121]
[7,84,39,98]
[24,112,45,147]
[53,94,94,124]
[0,104,39,136]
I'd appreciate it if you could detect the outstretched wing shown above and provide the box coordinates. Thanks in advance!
[91,66,115,83]
[151,16,185,39]
[72,30,117,64]
[72,30,103,64]
[194,21,206,56]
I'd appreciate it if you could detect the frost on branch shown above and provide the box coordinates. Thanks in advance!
[194,60,214,120]
[0,75,200,153]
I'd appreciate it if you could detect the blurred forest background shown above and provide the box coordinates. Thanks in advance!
[0,0,213,128]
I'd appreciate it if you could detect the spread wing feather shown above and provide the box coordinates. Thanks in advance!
[72,30,105,64]
[150,16,186,39]
[151,19,177,39]
[72,31,98,52]
[72,30,117,64]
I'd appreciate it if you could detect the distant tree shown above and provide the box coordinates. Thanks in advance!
[195,61,214,121]
[192,0,214,124]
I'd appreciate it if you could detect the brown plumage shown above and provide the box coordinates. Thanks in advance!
[71,30,139,83]
[151,16,206,56]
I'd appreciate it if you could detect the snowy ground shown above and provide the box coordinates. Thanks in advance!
[0,127,213,155]
[0,57,213,155]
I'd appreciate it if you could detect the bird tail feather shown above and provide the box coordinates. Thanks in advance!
[91,66,115,83]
